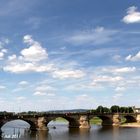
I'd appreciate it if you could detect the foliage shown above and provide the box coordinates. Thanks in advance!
[96,106,104,113]
[89,105,134,114]
[110,105,120,113]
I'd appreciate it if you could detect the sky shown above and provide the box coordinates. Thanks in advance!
[0,0,140,112]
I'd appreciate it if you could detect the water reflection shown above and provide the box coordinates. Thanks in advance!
[68,128,90,140]
[37,131,49,140]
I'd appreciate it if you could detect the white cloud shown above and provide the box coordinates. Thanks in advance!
[0,49,7,60]
[16,96,26,101]
[3,61,54,73]
[3,35,55,73]
[102,67,136,74]
[0,85,6,90]
[66,27,117,45]
[93,75,123,83]
[126,51,140,61]
[33,83,56,96]
[33,91,46,96]
[35,85,55,92]
[123,6,140,24]
[3,35,86,82]
[115,87,126,92]
[18,81,29,86]
[8,54,17,61]
[114,67,136,73]
[92,75,125,90]
[0,52,4,60]
[52,69,85,79]
[21,35,48,62]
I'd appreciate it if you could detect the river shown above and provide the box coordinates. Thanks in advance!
[1,120,140,140]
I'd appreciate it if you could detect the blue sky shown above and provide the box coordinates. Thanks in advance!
[0,0,140,111]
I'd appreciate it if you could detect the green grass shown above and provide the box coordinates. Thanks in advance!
[53,117,68,122]
[120,117,127,124]
[90,117,102,125]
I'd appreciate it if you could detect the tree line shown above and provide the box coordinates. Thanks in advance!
[90,105,134,113]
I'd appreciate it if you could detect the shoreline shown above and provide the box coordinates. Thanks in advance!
[120,123,140,128]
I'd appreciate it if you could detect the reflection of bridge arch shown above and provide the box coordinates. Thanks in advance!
[0,119,37,132]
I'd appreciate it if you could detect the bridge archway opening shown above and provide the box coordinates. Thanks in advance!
[1,119,30,135]
[90,117,102,125]
[97,116,113,126]
[47,117,69,129]
[122,115,137,123]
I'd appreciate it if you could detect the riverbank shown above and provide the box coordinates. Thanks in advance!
[120,123,140,128]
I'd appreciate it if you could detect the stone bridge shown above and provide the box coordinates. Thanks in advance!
[0,112,140,132]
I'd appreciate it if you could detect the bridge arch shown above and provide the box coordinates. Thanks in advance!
[89,115,113,126]
[47,117,68,128]
[46,116,80,128]
[89,116,102,125]
[97,116,113,126]
[122,115,137,123]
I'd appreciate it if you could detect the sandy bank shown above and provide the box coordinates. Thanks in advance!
[120,123,140,128]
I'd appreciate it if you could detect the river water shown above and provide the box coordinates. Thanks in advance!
[1,120,140,140]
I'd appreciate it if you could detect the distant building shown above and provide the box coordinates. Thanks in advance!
[132,106,140,113]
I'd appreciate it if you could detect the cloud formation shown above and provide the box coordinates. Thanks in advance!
[52,69,85,79]
[0,49,7,60]
[3,35,54,73]
[66,27,117,45]
[3,60,54,73]
[126,51,140,61]
[102,67,136,74]
[22,35,48,62]
[123,6,140,24]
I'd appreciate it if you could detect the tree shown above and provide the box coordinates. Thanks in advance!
[120,107,127,113]
[96,106,104,113]
[89,109,96,113]
[110,105,120,113]
[103,107,110,113]
[128,107,134,113]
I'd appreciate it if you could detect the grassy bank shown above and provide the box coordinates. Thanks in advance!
[53,117,68,122]
[90,117,102,125]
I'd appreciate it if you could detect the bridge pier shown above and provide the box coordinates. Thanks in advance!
[112,114,121,126]
[79,116,90,129]
[136,114,140,123]
[37,117,48,131]
[69,121,80,128]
